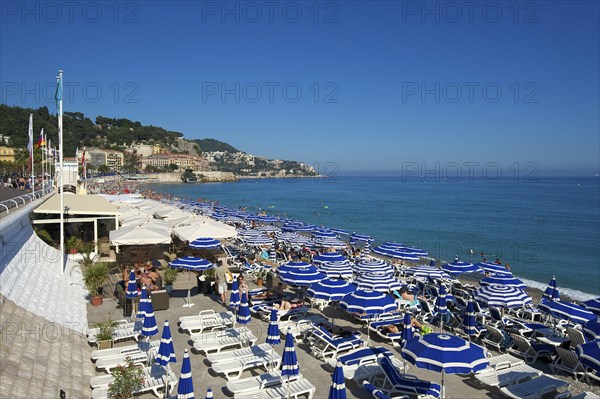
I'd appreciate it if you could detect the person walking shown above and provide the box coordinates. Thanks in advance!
[214,260,229,305]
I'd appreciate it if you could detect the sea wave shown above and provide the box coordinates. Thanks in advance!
[518,277,598,302]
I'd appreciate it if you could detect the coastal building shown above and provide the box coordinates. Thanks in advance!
[0,146,15,162]
[129,143,164,157]
[140,153,203,171]
[77,148,124,171]
[55,157,79,193]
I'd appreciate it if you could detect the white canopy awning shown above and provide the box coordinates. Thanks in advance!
[173,221,237,242]
[110,224,172,245]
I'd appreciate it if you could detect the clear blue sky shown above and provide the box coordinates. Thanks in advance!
[1,1,599,176]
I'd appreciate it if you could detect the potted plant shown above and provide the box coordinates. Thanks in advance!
[255,268,268,287]
[66,236,83,254]
[78,241,96,268]
[163,268,178,294]
[94,319,118,350]
[83,262,110,306]
[107,358,144,399]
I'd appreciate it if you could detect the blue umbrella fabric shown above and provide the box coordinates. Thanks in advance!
[355,272,401,292]
[542,275,560,301]
[279,268,326,287]
[313,252,347,265]
[125,270,138,318]
[189,237,221,249]
[141,290,159,338]
[339,290,397,316]
[277,261,313,274]
[169,256,213,271]
[441,261,481,276]
[328,361,347,399]
[582,297,600,316]
[156,320,177,366]
[584,319,600,339]
[266,309,281,346]
[177,349,194,399]
[353,259,394,275]
[307,278,356,302]
[462,297,478,338]
[405,266,450,281]
[236,292,251,325]
[434,285,448,315]
[475,262,512,275]
[205,387,213,399]
[473,285,532,309]
[281,329,300,378]
[230,279,240,308]
[577,341,600,373]
[401,333,489,398]
[539,299,596,325]
[318,261,354,279]
[480,274,526,289]
[401,312,414,344]
[137,286,151,320]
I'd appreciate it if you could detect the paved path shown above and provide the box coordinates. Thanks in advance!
[0,187,28,202]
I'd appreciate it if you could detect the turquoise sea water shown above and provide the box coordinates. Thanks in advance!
[148,176,600,299]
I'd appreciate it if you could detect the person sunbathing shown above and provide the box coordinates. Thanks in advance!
[252,283,284,300]
[384,317,425,334]
[273,299,302,310]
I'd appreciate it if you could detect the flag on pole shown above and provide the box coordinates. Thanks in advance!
[82,147,86,179]
[27,114,33,173]
[34,132,46,148]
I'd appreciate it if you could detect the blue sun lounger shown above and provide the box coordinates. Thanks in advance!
[363,381,409,399]
[379,357,441,398]
[305,325,365,360]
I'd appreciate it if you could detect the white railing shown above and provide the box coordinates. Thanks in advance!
[0,187,54,215]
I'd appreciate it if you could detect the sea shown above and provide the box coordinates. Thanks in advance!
[148,175,600,300]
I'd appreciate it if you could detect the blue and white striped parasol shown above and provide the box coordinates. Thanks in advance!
[363,241,371,254]
[542,275,560,301]
[258,225,281,233]
[539,299,596,325]
[329,228,349,236]
[434,285,448,316]
[266,308,281,346]
[287,235,312,246]
[353,259,394,275]
[328,361,347,399]
[401,333,489,398]
[462,297,478,338]
[279,268,326,286]
[576,341,600,373]
[372,245,420,261]
[156,320,177,366]
[236,292,251,325]
[205,387,213,399]
[480,274,526,289]
[318,261,354,279]
[583,319,600,339]
[313,252,348,265]
[169,256,214,271]
[276,232,299,242]
[281,329,300,377]
[269,242,277,261]
[125,270,138,318]
[473,285,532,309]
[475,262,511,275]
[229,279,240,308]
[314,236,347,249]
[351,233,373,242]
[244,235,274,246]
[339,290,397,315]
[189,237,221,249]
[312,229,337,238]
[277,261,314,274]
[177,349,194,399]
[441,261,481,276]
[582,297,600,316]
[354,272,401,292]
[401,312,414,345]
[141,287,158,337]
[307,278,356,301]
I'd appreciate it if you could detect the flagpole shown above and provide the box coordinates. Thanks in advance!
[29,114,35,196]
[40,129,45,191]
[57,70,64,273]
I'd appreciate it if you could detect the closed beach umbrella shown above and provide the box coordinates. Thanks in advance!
[281,329,300,397]
[401,312,414,345]
[236,292,251,325]
[577,341,600,373]
[582,297,600,316]
[542,275,560,301]
[473,285,532,309]
[229,279,240,308]
[266,308,281,371]
[363,241,371,254]
[441,261,481,276]
[354,272,401,292]
[177,349,194,399]
[205,387,213,399]
[141,291,158,338]
[402,333,488,398]
[480,274,526,289]
[189,237,221,249]
[125,270,138,318]
[475,262,511,275]
[156,320,177,395]
[269,243,277,261]
[462,297,478,339]
[137,286,151,320]
[328,362,347,399]
[434,285,449,332]
[307,278,356,301]
[539,299,596,325]
[318,261,354,279]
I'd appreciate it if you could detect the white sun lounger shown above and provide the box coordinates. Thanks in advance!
[233,377,316,399]
[90,340,160,361]
[179,309,234,324]
[194,330,258,354]
[325,347,398,380]
[279,314,328,342]
[91,366,177,398]
[211,352,282,380]
[499,375,569,399]
[206,343,272,365]
[474,363,542,388]
[479,353,525,372]
[226,371,303,395]
[190,326,252,343]
[86,319,131,337]
[89,364,170,389]
[94,348,157,373]
[179,311,235,334]
[87,322,142,344]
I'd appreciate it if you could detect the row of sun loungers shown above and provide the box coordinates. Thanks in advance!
[191,326,258,354]
[90,364,178,399]
[179,309,235,334]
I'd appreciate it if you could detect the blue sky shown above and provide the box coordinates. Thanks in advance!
[1,1,599,175]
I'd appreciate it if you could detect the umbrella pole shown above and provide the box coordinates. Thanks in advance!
[183,271,195,308]
[441,370,445,399]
